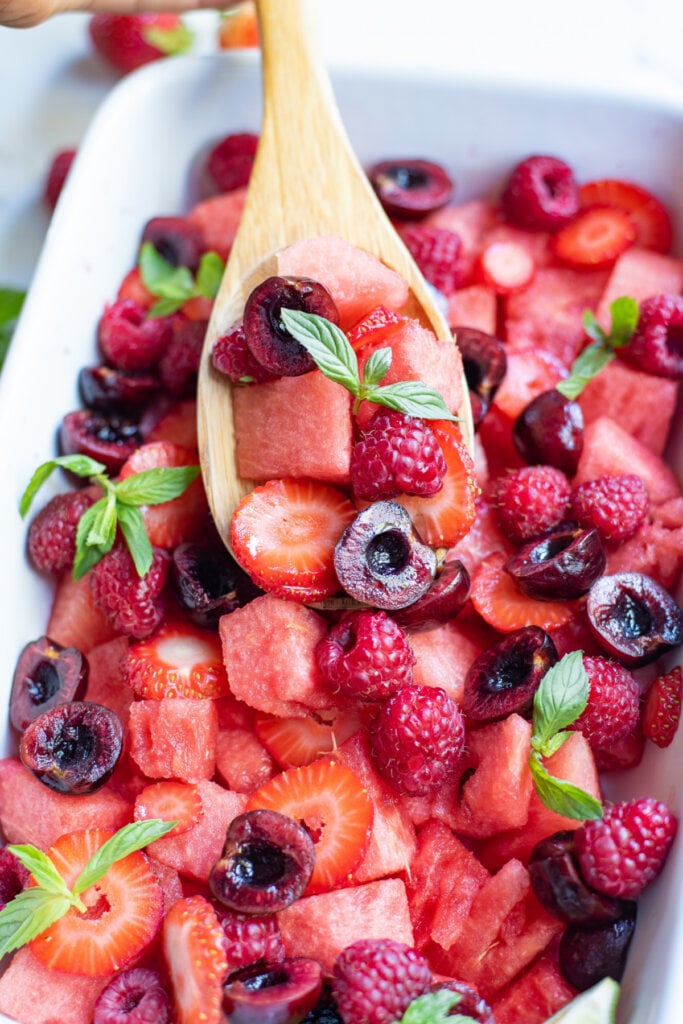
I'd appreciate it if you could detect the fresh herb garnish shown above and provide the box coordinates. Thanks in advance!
[529,650,603,821]
[0,819,176,959]
[142,21,194,57]
[138,243,224,318]
[0,287,26,371]
[20,454,200,579]
[556,296,639,400]
[280,308,457,421]
[399,990,478,1024]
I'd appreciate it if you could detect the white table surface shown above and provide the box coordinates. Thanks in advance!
[1,0,683,291]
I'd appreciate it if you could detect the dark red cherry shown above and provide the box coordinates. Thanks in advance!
[503,525,606,600]
[172,542,262,628]
[223,958,323,1024]
[60,409,142,474]
[79,365,160,413]
[462,626,557,721]
[367,158,454,219]
[529,832,632,925]
[455,328,507,428]
[392,559,470,627]
[244,277,339,377]
[513,389,584,475]
[140,215,204,272]
[20,701,123,794]
[586,572,683,666]
[10,636,88,732]
[559,906,637,992]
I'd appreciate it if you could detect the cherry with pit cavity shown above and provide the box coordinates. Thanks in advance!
[244,276,339,377]
[10,636,88,732]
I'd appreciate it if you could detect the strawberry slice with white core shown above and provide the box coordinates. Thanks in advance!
[126,619,229,699]
[552,206,637,269]
[30,828,163,976]
[579,178,673,253]
[255,709,365,768]
[162,895,227,1024]
[134,781,203,837]
[479,240,536,294]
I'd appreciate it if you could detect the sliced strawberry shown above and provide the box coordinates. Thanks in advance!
[144,398,199,450]
[134,780,203,837]
[30,828,163,976]
[478,240,536,294]
[89,12,193,75]
[579,178,673,253]
[119,439,207,549]
[346,304,408,353]
[396,420,478,548]
[126,618,229,699]
[162,895,227,1024]
[117,266,154,309]
[643,666,683,749]
[218,1,260,49]
[254,709,364,769]
[247,759,373,893]
[551,205,636,269]
[230,479,357,603]
[470,553,576,633]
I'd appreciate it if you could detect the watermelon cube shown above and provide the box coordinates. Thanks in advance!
[491,955,577,1024]
[187,186,247,260]
[232,369,353,486]
[219,595,333,717]
[85,636,131,728]
[492,347,566,420]
[426,199,498,279]
[448,284,497,334]
[150,858,185,913]
[407,619,490,706]
[447,498,514,579]
[215,726,277,793]
[606,496,683,590]
[47,570,117,653]
[277,235,409,330]
[573,417,680,505]
[127,698,218,782]
[595,246,683,330]
[277,878,414,974]
[0,947,108,1024]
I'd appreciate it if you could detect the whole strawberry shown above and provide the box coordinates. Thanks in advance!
[88,13,193,75]
[332,938,432,1024]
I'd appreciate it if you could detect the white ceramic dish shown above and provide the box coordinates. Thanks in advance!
[0,52,682,1024]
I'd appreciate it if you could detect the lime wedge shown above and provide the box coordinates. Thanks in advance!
[545,978,620,1023]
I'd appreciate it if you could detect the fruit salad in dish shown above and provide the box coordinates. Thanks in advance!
[0,133,682,1024]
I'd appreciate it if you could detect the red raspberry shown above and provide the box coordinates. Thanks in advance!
[332,938,432,1024]
[575,797,677,899]
[625,293,683,379]
[642,666,683,749]
[215,907,285,975]
[370,684,465,796]
[94,967,171,1024]
[570,474,649,544]
[573,655,641,753]
[493,465,571,543]
[27,490,96,574]
[501,154,579,231]
[90,543,169,639]
[97,298,171,372]
[205,132,259,193]
[212,322,277,384]
[316,610,416,702]
[0,848,29,911]
[351,411,447,501]
[158,315,206,397]
[400,224,465,295]
[43,147,76,211]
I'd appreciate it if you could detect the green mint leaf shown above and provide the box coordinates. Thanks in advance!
[116,503,154,577]
[532,650,589,751]
[115,465,200,506]
[85,492,118,550]
[139,243,195,303]
[367,380,457,421]
[608,296,639,348]
[556,343,615,400]
[529,753,603,821]
[148,296,185,318]
[72,501,110,580]
[535,729,573,759]
[20,455,106,518]
[0,287,26,371]
[73,819,177,896]
[143,20,194,56]
[196,251,225,300]
[361,346,392,389]
[400,990,470,1024]
[0,889,72,958]
[280,309,360,396]
[582,309,606,346]
[8,846,73,900]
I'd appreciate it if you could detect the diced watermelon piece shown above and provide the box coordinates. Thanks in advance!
[448,284,497,334]
[606,496,683,590]
[407,619,491,705]
[144,398,199,449]
[448,715,534,838]
[219,595,333,717]
[147,779,248,882]
[277,878,414,974]
[127,698,218,782]
[186,186,248,260]
[477,405,525,480]
[215,726,277,793]
[215,691,254,730]
[447,498,514,579]
[492,347,566,420]
[0,947,108,1024]
[426,200,498,280]
[47,571,117,653]
[150,858,185,913]
[504,267,609,366]
[491,955,578,1024]
[232,370,353,486]
[277,235,409,330]
[482,221,553,267]
[0,757,131,850]
[334,731,417,883]
[578,358,678,455]
[573,417,680,505]
[595,246,683,330]
[85,636,131,728]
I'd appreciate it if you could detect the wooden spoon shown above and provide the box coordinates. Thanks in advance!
[197,0,473,546]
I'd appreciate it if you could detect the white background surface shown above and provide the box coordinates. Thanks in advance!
[1,0,683,291]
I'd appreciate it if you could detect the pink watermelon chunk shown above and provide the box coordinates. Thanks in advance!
[407,619,490,705]
[215,726,277,793]
[606,496,683,590]
[277,235,409,330]
[127,698,218,782]
[0,947,108,1024]
[426,199,498,280]
[573,417,680,505]
[277,878,414,974]
[492,347,566,420]
[85,636,131,728]
[448,284,497,334]
[232,369,353,486]
[219,594,333,717]
[186,186,247,260]
[447,498,514,579]
[595,246,683,330]
[491,954,578,1024]
[47,571,117,653]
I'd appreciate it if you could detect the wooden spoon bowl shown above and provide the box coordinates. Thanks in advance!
[197,0,473,546]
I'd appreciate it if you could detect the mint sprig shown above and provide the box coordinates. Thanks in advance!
[143,20,194,57]
[280,308,457,421]
[399,990,478,1024]
[556,296,639,400]
[0,287,26,371]
[529,650,603,821]
[0,819,175,959]
[139,243,225,318]
[20,454,200,579]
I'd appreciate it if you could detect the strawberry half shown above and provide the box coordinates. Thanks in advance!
[247,759,373,893]
[162,895,227,1024]
[396,420,478,548]
[579,178,673,253]
[230,479,357,603]
[551,205,636,269]
[643,666,683,749]
[254,710,364,769]
[346,305,408,353]
[134,781,203,838]
[30,828,163,976]
[126,618,229,699]
[470,553,576,633]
